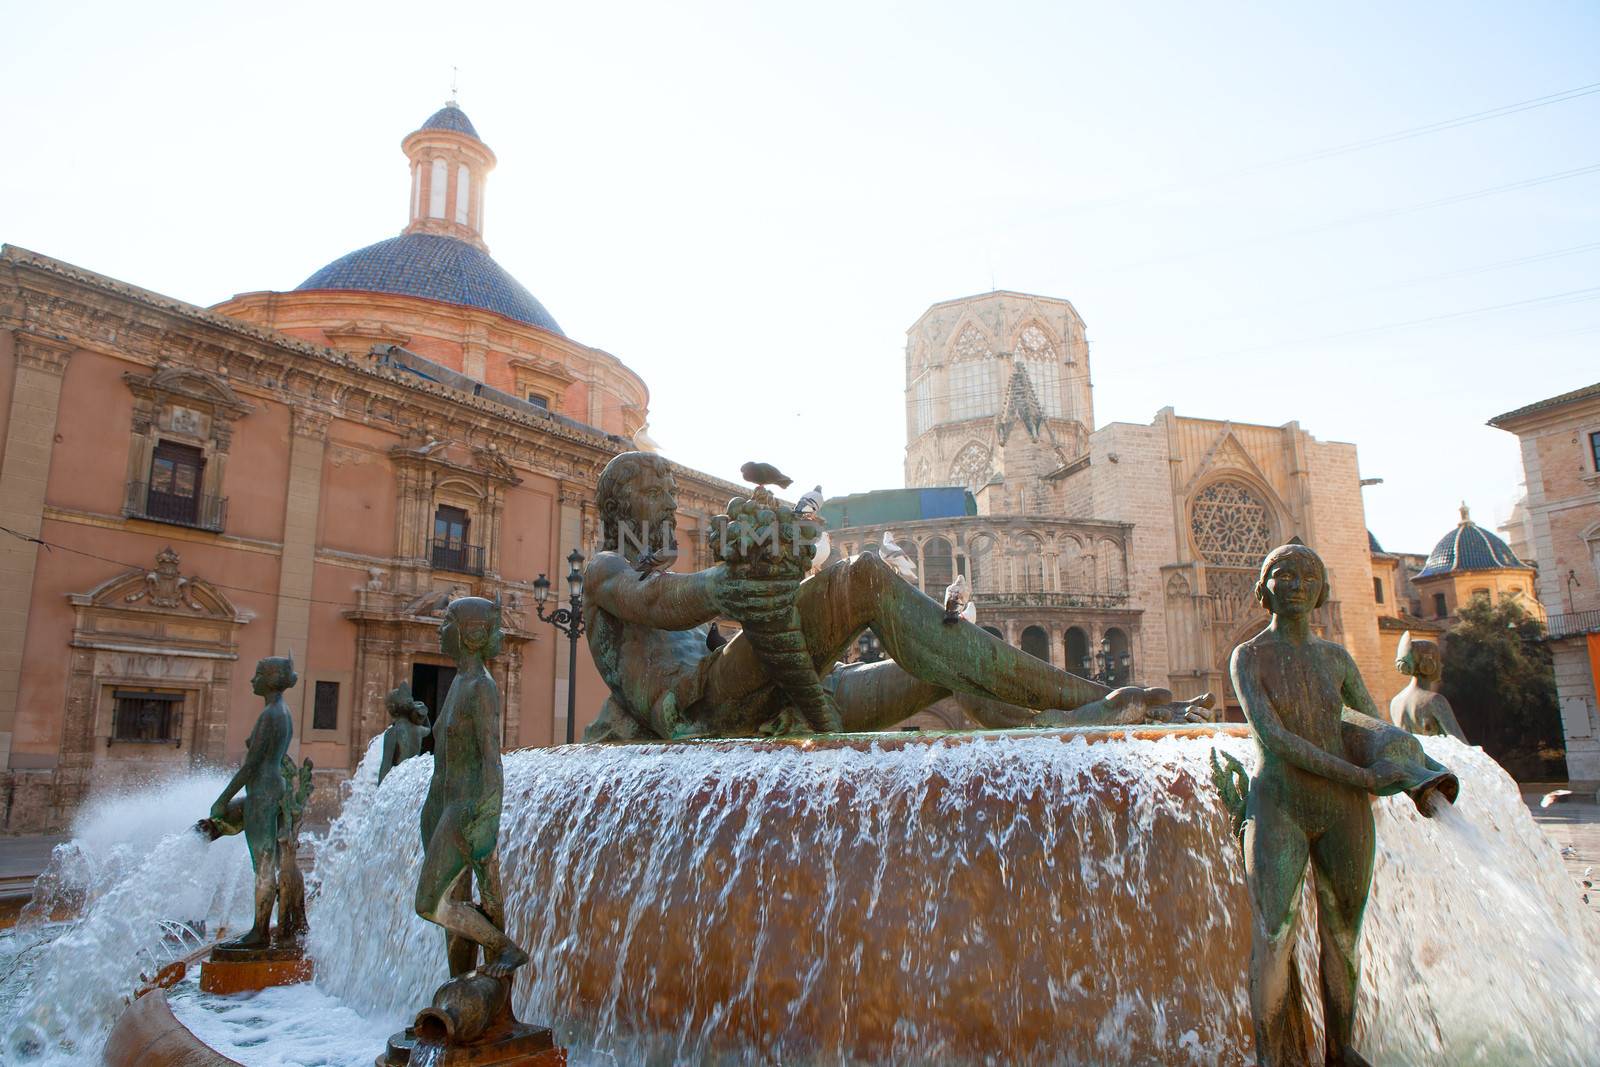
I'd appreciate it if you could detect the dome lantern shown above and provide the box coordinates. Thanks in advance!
[401,101,496,252]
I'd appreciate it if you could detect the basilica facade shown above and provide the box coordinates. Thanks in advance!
[0,103,735,831]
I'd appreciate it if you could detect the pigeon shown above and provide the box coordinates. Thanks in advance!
[880,530,916,580]
[1562,844,1578,857]
[1541,788,1575,809]
[960,599,977,624]
[808,528,832,576]
[740,461,792,489]
[634,546,679,581]
[795,485,824,515]
[706,622,728,652]
[943,574,970,624]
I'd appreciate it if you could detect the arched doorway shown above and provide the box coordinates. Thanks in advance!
[1020,625,1050,662]
[921,536,954,598]
[1065,626,1090,676]
[1103,627,1131,685]
[982,625,1004,640]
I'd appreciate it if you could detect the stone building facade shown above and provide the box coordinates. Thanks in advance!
[0,103,735,831]
[883,291,1403,718]
[1491,382,1600,784]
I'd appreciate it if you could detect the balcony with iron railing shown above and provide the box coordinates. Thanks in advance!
[431,539,486,576]
[124,481,227,533]
[1547,610,1600,640]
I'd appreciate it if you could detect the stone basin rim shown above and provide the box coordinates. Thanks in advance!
[529,722,1250,754]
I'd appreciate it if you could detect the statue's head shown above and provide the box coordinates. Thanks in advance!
[386,682,417,720]
[596,450,678,558]
[251,652,298,697]
[1395,630,1441,680]
[440,596,503,662]
[1254,543,1328,616]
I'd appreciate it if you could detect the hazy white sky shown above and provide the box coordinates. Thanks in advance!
[3,1,1597,553]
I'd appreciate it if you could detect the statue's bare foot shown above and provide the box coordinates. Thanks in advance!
[221,928,270,950]
[479,943,529,978]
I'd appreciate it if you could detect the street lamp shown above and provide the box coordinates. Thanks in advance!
[533,548,586,744]
[1080,635,1131,686]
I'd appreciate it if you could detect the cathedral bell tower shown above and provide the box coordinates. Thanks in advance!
[402,100,496,252]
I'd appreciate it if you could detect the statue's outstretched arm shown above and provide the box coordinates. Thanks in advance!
[588,552,724,630]
[1337,649,1384,721]
[1230,644,1375,791]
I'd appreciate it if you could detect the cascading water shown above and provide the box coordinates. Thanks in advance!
[1,770,252,1061]
[4,729,1599,1065]
[306,729,1600,1066]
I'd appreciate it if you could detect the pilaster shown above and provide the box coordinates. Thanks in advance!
[273,406,330,744]
[0,332,74,767]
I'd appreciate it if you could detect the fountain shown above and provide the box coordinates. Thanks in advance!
[1,461,1598,1065]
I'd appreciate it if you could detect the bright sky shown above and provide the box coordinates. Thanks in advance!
[3,2,1597,554]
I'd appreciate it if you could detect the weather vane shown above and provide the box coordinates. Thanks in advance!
[450,65,459,105]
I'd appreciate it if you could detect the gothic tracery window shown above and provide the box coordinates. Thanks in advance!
[1016,324,1054,362]
[951,324,990,362]
[1190,480,1273,568]
[949,443,994,494]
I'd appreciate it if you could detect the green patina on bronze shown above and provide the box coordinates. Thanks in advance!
[415,596,528,982]
[1390,630,1467,741]
[1217,543,1457,1067]
[200,654,311,949]
[581,452,1213,742]
[378,681,432,784]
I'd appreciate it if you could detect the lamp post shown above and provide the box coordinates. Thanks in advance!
[1080,635,1131,686]
[533,548,586,745]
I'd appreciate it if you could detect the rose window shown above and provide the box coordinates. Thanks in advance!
[1190,481,1272,568]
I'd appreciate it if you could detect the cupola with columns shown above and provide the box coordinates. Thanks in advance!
[403,100,496,251]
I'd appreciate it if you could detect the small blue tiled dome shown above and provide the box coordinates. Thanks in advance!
[1415,505,1533,579]
[419,102,480,140]
[297,234,563,334]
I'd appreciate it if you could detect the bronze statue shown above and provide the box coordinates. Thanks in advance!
[1390,630,1466,740]
[274,755,314,942]
[1225,544,1457,1067]
[581,452,1210,741]
[378,682,431,783]
[203,654,299,949]
[415,597,527,981]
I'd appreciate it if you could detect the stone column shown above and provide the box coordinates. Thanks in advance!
[0,333,73,767]
[273,407,330,744]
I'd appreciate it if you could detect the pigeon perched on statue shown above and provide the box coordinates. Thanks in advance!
[879,530,917,581]
[943,574,970,624]
[634,546,678,581]
[795,485,824,515]
[740,461,793,490]
[706,621,728,652]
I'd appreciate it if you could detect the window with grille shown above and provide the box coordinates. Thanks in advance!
[148,441,204,524]
[527,393,549,409]
[313,681,339,731]
[112,691,182,744]
[1590,430,1600,472]
[1433,592,1448,617]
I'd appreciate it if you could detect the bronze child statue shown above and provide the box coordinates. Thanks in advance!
[378,682,431,784]
[415,596,527,982]
[1390,630,1466,741]
[1227,544,1456,1067]
[581,451,1210,741]
[205,653,298,950]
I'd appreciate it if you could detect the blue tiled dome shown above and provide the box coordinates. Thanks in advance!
[297,234,563,334]
[1415,505,1532,579]
[419,103,480,140]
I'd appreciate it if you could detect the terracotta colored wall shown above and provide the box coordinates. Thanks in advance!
[321,422,399,558]
[42,348,130,515]
[227,399,293,544]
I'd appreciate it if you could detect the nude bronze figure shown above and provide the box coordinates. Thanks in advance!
[1390,630,1466,741]
[205,654,298,950]
[415,596,527,981]
[378,682,431,783]
[581,452,1210,741]
[1227,544,1456,1067]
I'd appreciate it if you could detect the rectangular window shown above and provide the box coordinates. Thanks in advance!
[1433,592,1448,618]
[1590,430,1600,472]
[112,690,182,743]
[431,505,481,573]
[434,505,469,545]
[1372,577,1384,604]
[313,681,339,731]
[526,393,549,409]
[147,441,204,525]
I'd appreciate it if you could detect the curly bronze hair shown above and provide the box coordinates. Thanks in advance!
[595,450,676,553]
